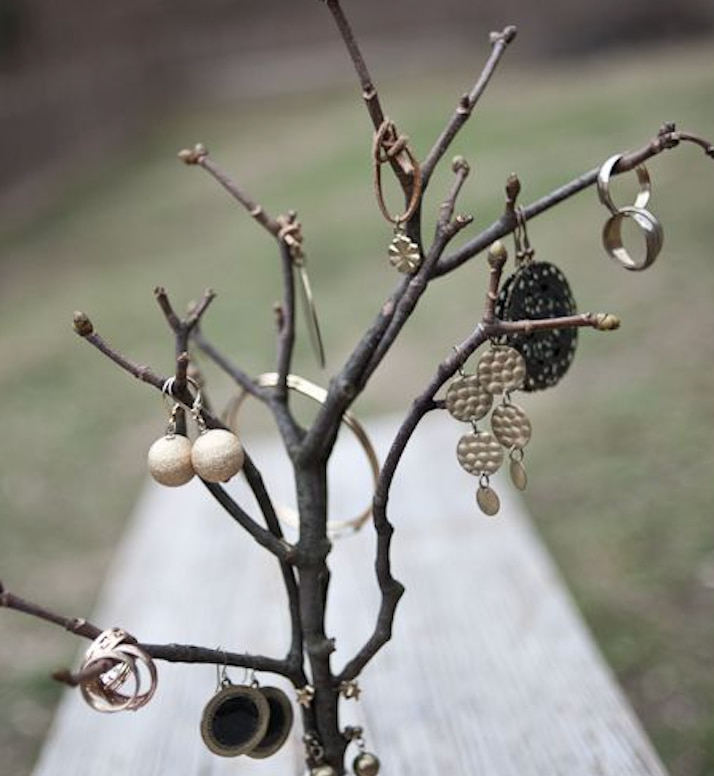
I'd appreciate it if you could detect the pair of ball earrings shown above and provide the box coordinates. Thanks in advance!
[147,378,244,487]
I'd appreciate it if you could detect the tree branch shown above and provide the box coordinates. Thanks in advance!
[276,236,297,401]
[179,144,282,237]
[436,124,714,277]
[422,25,518,190]
[321,0,415,193]
[1,582,302,683]
[338,323,490,681]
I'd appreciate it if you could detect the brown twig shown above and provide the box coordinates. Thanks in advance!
[422,26,518,190]
[436,124,714,276]
[438,156,472,231]
[1,583,305,684]
[322,0,415,194]
[490,311,621,336]
[179,144,282,237]
[338,322,489,682]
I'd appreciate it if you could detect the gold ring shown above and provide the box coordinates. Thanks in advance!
[80,628,158,712]
[225,373,380,538]
[602,206,663,271]
[597,153,651,215]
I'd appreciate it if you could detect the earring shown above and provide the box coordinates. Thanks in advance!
[346,727,381,776]
[200,671,270,758]
[246,684,294,760]
[147,401,195,487]
[190,397,245,484]
[372,119,423,274]
[448,343,527,516]
[597,153,663,271]
[495,209,578,391]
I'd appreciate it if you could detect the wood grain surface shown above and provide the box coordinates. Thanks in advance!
[32,413,668,776]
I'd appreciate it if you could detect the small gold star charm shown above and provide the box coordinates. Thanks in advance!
[296,684,316,708]
[339,680,362,700]
[388,229,421,274]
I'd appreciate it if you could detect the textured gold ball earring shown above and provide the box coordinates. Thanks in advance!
[147,401,195,487]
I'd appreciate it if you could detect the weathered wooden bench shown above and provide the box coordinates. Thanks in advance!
[32,414,669,775]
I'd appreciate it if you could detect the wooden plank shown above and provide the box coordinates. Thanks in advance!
[33,413,668,776]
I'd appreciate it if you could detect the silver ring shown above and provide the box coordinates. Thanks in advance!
[597,153,651,215]
[602,206,663,271]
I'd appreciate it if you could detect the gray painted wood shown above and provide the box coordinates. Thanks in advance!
[33,413,668,776]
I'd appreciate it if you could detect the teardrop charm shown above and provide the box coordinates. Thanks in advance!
[510,458,528,491]
[476,484,501,516]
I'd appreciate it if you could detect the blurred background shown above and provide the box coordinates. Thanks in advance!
[1,1,713,774]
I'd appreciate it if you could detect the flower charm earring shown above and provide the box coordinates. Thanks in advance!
[372,119,423,274]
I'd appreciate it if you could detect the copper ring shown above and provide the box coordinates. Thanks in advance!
[602,206,663,271]
[597,153,651,215]
[80,628,158,712]
[225,373,380,538]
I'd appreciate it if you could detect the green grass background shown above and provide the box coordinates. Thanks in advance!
[1,39,713,775]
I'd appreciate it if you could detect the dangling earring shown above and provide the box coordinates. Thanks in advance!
[448,342,527,515]
[352,729,381,776]
[147,399,195,487]
[495,207,578,391]
[200,665,270,758]
[372,119,423,274]
[246,682,294,760]
[190,389,244,483]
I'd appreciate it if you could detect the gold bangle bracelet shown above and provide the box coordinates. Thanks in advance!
[225,373,380,538]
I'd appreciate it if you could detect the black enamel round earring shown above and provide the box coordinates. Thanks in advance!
[200,670,269,757]
[495,207,578,391]
[246,685,294,760]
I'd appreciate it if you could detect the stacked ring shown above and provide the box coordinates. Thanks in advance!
[225,373,380,538]
[597,153,664,271]
[79,628,158,713]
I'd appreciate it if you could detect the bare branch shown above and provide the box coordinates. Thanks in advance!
[436,124,714,277]
[276,234,298,400]
[322,0,415,192]
[73,312,163,389]
[437,156,472,231]
[490,311,621,337]
[338,323,490,681]
[422,26,518,190]
[179,143,282,237]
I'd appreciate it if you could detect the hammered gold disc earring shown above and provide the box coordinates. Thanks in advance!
[448,342,529,515]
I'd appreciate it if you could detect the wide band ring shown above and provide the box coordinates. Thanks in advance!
[80,628,158,712]
[597,153,651,215]
[226,373,380,538]
[80,648,141,713]
[602,206,663,271]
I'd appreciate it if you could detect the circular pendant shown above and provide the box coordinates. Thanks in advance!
[491,402,532,450]
[495,261,578,391]
[477,345,526,395]
[456,431,504,476]
[147,434,195,487]
[246,686,294,759]
[476,485,501,516]
[200,684,269,757]
[191,429,245,483]
[445,374,493,422]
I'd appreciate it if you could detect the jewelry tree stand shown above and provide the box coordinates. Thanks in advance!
[2,1,712,773]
